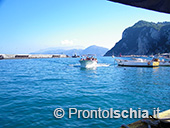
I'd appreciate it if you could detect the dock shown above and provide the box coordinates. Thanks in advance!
[0,54,69,60]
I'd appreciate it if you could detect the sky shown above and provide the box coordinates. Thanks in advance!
[0,0,170,54]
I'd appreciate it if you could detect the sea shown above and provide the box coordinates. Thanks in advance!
[0,57,170,128]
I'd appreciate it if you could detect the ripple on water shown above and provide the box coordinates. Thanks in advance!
[0,58,170,128]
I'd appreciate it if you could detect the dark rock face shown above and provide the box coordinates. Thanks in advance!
[104,20,170,56]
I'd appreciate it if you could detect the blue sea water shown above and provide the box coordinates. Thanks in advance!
[0,57,170,128]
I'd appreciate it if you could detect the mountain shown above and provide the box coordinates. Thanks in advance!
[35,49,83,55]
[82,45,109,56]
[104,20,170,56]
[31,45,108,56]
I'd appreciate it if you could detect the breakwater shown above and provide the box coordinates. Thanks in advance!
[0,54,69,60]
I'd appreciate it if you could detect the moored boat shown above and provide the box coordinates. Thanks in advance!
[79,55,97,68]
[159,53,170,66]
[159,61,170,66]
[121,109,170,128]
[72,53,80,58]
[115,58,159,67]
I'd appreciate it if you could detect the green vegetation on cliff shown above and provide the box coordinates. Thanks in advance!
[104,20,170,56]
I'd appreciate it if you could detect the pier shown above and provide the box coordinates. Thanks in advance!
[0,54,69,60]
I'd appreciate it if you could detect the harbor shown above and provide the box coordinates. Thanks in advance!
[0,57,170,128]
[1,0,170,127]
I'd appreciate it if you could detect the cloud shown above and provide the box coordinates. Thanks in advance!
[61,40,73,45]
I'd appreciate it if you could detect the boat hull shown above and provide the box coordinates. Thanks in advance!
[79,60,97,68]
[116,60,159,67]
[159,61,170,66]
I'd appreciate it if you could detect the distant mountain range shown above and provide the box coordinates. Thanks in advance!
[31,45,109,56]
[104,20,170,56]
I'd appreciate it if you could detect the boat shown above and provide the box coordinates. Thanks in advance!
[0,55,4,60]
[159,53,170,66]
[72,53,80,58]
[149,55,154,58]
[159,61,170,66]
[79,54,97,68]
[121,109,170,128]
[159,59,170,66]
[115,58,159,67]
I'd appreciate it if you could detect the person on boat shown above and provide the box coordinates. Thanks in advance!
[86,57,89,60]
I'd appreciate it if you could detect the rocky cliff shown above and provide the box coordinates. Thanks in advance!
[104,20,170,56]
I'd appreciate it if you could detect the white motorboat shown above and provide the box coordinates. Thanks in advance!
[79,55,97,68]
[159,61,170,66]
[159,53,170,66]
[115,58,159,67]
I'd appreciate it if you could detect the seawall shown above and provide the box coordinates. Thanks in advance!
[0,54,69,60]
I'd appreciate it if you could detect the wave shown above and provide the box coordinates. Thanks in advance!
[69,63,110,68]
[96,63,110,67]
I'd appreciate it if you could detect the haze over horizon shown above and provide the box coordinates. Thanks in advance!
[1,0,170,54]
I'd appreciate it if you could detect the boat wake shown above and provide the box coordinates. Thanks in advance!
[69,63,110,68]
[96,63,110,67]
